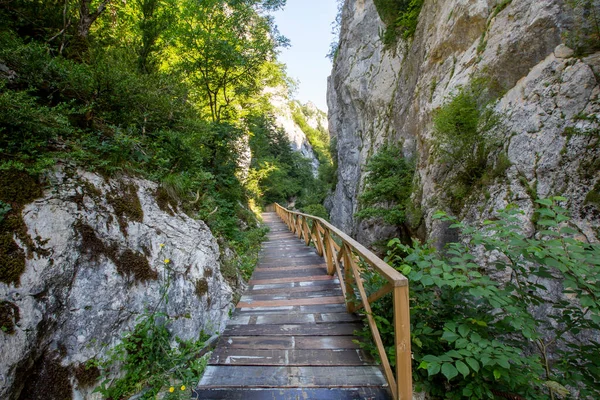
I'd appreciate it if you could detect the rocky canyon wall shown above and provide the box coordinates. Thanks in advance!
[0,169,234,399]
[328,0,600,246]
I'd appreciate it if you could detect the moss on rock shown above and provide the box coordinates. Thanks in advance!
[0,300,20,334]
[18,353,72,400]
[195,278,209,297]
[72,362,100,388]
[115,248,157,282]
[76,221,157,282]
[0,170,42,285]
[108,182,143,236]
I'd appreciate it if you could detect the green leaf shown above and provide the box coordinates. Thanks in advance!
[493,369,502,380]
[442,363,459,380]
[455,360,470,377]
[422,355,441,363]
[458,324,470,337]
[536,199,553,207]
[442,331,460,343]
[466,357,480,372]
[427,362,441,376]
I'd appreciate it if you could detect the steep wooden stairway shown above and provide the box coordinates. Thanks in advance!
[194,208,412,400]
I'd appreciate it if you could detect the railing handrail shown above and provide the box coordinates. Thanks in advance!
[273,203,413,400]
[276,209,408,287]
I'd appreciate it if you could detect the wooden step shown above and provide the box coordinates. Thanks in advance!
[198,366,388,388]
[192,387,391,399]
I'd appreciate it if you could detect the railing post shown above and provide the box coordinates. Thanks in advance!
[394,284,412,400]
[322,230,335,276]
[341,244,356,313]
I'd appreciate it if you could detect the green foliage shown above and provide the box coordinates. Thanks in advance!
[361,198,600,399]
[374,0,424,46]
[246,110,333,213]
[0,201,11,224]
[432,78,508,213]
[564,0,600,56]
[300,204,329,220]
[355,143,415,226]
[177,0,288,122]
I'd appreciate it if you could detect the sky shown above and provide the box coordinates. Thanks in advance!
[271,0,340,112]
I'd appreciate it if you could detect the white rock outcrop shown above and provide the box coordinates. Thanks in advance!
[328,0,599,245]
[0,169,234,399]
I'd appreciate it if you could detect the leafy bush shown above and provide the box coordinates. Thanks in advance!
[355,143,415,225]
[360,198,600,399]
[432,79,508,213]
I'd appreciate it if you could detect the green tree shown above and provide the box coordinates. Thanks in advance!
[178,0,288,122]
[355,143,414,225]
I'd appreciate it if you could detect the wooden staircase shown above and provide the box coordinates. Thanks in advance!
[193,212,392,399]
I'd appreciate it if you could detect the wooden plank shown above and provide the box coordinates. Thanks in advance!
[223,322,364,337]
[233,303,350,315]
[247,281,341,295]
[274,205,408,287]
[192,387,392,400]
[252,268,329,280]
[350,253,397,398]
[254,264,327,272]
[198,365,388,388]
[248,275,337,285]
[221,336,362,350]
[236,296,345,309]
[241,289,342,303]
[209,348,372,366]
[250,279,340,291]
[394,285,413,400]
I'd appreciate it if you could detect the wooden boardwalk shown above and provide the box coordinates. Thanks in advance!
[194,212,391,399]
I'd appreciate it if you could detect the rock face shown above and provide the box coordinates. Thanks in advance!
[267,87,323,174]
[0,169,234,399]
[328,0,600,245]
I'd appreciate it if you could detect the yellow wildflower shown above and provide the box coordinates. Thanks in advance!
[159,243,165,248]
[181,385,186,391]
[164,258,171,264]
[169,386,174,393]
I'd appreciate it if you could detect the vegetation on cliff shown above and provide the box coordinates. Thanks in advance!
[358,199,600,399]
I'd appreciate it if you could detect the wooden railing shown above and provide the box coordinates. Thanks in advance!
[274,204,412,400]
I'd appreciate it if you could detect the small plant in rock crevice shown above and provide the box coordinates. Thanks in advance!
[93,247,211,399]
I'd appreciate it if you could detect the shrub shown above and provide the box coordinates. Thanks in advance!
[374,0,424,46]
[432,78,506,213]
[359,198,600,399]
[355,143,415,226]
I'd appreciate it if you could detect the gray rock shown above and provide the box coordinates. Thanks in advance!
[0,169,234,399]
[328,0,599,245]
[555,44,575,58]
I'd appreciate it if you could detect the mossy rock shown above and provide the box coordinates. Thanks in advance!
[72,362,100,388]
[0,170,42,285]
[18,353,72,400]
[108,182,144,236]
[115,248,157,282]
[0,300,20,334]
[195,278,209,297]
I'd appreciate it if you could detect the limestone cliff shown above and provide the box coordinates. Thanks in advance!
[267,87,328,175]
[328,0,600,246]
[0,169,234,399]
